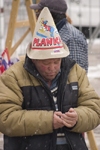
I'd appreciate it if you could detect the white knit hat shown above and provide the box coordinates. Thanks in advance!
[27,7,69,59]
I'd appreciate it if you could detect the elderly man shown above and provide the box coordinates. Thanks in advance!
[0,7,100,150]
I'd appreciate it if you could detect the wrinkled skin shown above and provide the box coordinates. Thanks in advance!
[53,108,78,129]
[32,58,61,87]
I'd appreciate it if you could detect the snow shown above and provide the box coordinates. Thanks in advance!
[88,65,100,78]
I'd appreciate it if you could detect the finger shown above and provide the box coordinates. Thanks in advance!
[62,116,76,125]
[55,111,63,117]
[61,114,77,124]
[54,114,63,123]
[68,108,74,112]
[62,113,76,120]
[53,114,64,129]
[65,111,77,118]
[62,120,75,128]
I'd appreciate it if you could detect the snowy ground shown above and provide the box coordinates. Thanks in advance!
[88,65,100,78]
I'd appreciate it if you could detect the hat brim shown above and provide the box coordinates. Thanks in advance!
[27,42,70,60]
[30,4,43,10]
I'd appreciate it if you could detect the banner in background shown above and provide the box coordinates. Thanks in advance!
[8,51,19,67]
[0,48,10,75]
[0,48,19,75]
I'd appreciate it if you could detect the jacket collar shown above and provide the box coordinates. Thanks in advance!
[23,55,76,82]
[56,18,67,31]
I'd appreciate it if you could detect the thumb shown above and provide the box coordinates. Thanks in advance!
[68,108,74,113]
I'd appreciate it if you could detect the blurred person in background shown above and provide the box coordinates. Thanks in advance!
[31,0,88,73]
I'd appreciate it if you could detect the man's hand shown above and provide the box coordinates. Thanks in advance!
[53,111,64,129]
[61,108,78,128]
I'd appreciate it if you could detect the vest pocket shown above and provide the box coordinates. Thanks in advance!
[62,82,78,113]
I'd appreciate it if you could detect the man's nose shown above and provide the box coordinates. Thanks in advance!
[48,64,54,71]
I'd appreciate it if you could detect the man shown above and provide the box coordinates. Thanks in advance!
[30,0,88,73]
[0,7,100,150]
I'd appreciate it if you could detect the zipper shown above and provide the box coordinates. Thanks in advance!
[60,61,76,112]
[65,132,73,150]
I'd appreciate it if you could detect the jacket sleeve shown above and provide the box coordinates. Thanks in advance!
[0,69,53,137]
[71,64,100,133]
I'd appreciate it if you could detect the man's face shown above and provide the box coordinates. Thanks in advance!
[32,58,61,82]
